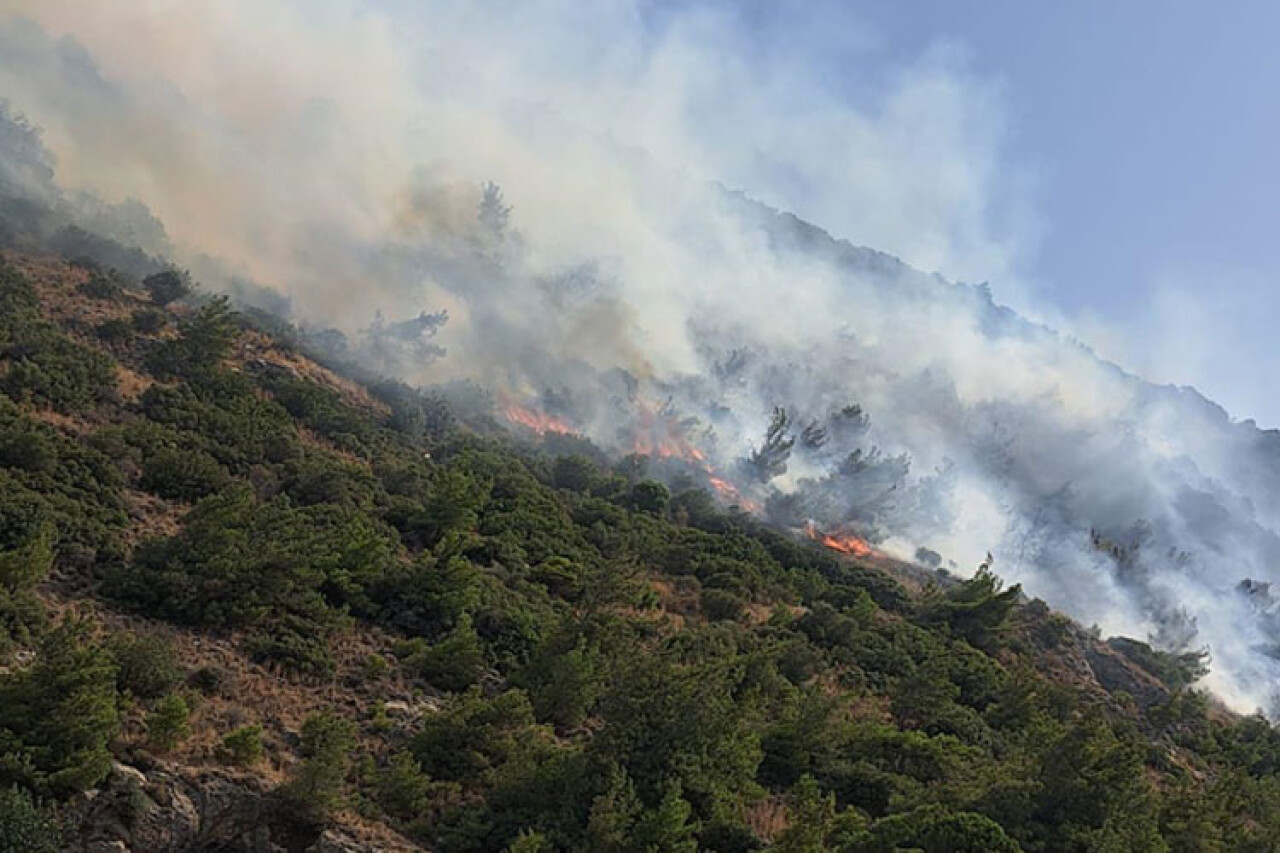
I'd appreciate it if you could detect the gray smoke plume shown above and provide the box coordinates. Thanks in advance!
[4,2,1280,714]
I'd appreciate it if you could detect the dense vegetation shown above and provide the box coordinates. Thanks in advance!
[1,254,1280,851]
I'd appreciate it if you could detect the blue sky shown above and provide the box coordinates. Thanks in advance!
[859,2,1275,303]
[636,0,1280,423]
[7,0,1276,424]
[855,2,1280,425]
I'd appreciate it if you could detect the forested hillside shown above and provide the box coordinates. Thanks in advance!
[2,251,1280,852]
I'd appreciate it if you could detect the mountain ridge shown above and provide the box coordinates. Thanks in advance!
[0,248,1273,852]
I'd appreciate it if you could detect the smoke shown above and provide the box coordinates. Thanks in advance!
[3,1,1280,714]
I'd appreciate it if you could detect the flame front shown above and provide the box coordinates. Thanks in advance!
[626,401,764,511]
[501,398,577,436]
[707,476,763,513]
[805,522,874,558]
[631,404,706,463]
[707,476,737,500]
[502,394,765,512]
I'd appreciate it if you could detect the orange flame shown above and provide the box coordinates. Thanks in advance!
[707,476,762,513]
[627,401,757,511]
[630,403,707,464]
[707,476,738,501]
[501,398,577,436]
[805,522,874,558]
[499,393,765,514]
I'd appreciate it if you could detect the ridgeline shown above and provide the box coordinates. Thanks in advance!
[0,252,1276,852]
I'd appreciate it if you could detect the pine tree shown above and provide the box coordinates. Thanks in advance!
[0,618,120,797]
[629,782,698,853]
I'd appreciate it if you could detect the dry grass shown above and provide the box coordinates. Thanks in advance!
[25,405,96,435]
[121,489,187,545]
[115,364,154,401]
[744,794,789,842]
[12,254,143,330]
[37,586,428,850]
[234,330,390,417]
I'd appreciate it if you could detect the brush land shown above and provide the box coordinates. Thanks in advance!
[0,252,1277,853]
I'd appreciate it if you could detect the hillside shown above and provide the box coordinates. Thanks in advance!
[0,252,1278,852]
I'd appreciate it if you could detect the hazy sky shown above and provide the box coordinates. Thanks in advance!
[852,2,1280,426]
[7,0,1277,424]
[637,0,1280,425]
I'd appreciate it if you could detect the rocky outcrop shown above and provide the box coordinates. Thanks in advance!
[1084,644,1172,710]
[1023,608,1174,715]
[62,762,387,853]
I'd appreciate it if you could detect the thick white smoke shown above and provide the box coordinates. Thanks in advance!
[3,1,1279,713]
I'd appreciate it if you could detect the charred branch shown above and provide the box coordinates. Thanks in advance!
[829,403,870,441]
[746,406,795,482]
[800,419,829,450]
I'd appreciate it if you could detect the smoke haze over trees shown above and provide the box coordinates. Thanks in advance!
[4,1,1280,718]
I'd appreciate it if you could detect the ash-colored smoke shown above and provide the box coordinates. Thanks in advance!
[3,1,1280,714]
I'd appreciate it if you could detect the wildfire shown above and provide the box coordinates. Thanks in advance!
[707,476,737,500]
[499,392,763,513]
[625,401,762,511]
[631,403,707,463]
[706,475,763,513]
[643,437,706,462]
[805,522,874,558]
[501,398,577,436]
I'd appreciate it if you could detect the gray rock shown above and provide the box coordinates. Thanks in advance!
[64,762,285,853]
[310,828,384,852]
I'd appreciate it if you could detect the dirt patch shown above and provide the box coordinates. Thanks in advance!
[25,406,97,436]
[122,489,187,545]
[115,364,154,401]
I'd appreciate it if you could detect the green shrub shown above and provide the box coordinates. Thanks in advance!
[108,633,182,700]
[139,447,229,501]
[371,750,432,821]
[551,455,600,492]
[107,485,399,630]
[246,616,336,680]
[142,268,190,307]
[0,785,62,853]
[78,273,124,301]
[368,701,392,734]
[93,318,134,347]
[0,585,45,655]
[628,480,670,515]
[145,297,239,379]
[1,331,116,413]
[221,725,264,767]
[145,693,190,751]
[258,372,374,453]
[362,654,390,682]
[399,615,485,693]
[0,619,120,797]
[865,805,1021,853]
[0,405,126,556]
[130,308,168,334]
[505,830,554,853]
[410,688,537,783]
[0,523,52,592]
[280,711,356,823]
[701,588,747,623]
[1109,637,1210,691]
[0,265,116,412]
[136,374,297,470]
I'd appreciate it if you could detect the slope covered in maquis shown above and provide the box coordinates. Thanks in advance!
[1,251,1278,852]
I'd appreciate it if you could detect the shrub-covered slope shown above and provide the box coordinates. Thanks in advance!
[0,252,1278,852]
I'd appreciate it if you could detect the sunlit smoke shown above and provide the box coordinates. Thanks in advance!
[5,1,1280,716]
